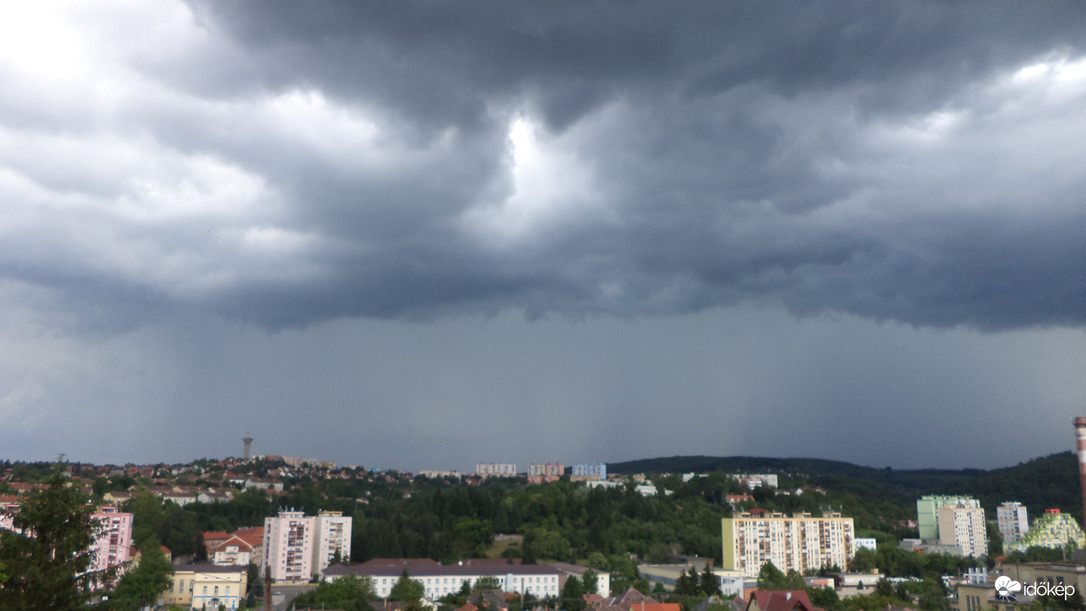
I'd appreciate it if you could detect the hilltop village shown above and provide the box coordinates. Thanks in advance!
[0,450,1083,611]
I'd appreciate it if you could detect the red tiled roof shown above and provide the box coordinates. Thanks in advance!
[745,590,822,611]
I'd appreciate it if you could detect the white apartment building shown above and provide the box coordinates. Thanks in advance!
[997,502,1029,544]
[263,510,315,583]
[937,503,988,558]
[722,511,855,578]
[571,463,607,481]
[324,559,561,599]
[263,509,354,582]
[476,463,517,478]
[313,510,352,575]
[731,473,779,489]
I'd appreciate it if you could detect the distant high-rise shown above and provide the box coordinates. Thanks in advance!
[997,502,1029,544]
[243,436,253,461]
[1074,417,1086,530]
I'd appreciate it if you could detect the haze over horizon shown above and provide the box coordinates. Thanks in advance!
[2,2,1085,472]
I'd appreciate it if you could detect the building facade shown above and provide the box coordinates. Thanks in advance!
[263,510,315,582]
[1005,509,1086,553]
[917,495,981,540]
[324,559,561,599]
[313,510,352,575]
[997,502,1030,545]
[721,511,855,577]
[262,509,352,582]
[163,564,248,610]
[937,504,988,558]
[528,463,564,484]
[571,463,607,481]
[476,463,517,478]
[90,507,133,576]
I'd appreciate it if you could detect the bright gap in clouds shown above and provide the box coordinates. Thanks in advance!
[462,115,603,248]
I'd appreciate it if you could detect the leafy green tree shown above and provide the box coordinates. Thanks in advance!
[561,575,586,611]
[874,579,893,598]
[582,569,599,595]
[0,463,103,610]
[756,563,788,590]
[441,580,474,607]
[806,587,841,611]
[289,575,376,611]
[106,540,174,610]
[475,575,502,591]
[850,548,877,572]
[390,569,426,611]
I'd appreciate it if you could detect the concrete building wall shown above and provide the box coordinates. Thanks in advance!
[313,510,352,575]
[997,503,1029,544]
[571,463,607,481]
[917,495,981,540]
[263,510,316,583]
[91,507,133,574]
[722,512,855,577]
[476,463,517,478]
[937,506,988,558]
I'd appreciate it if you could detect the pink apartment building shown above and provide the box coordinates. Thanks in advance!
[528,463,564,484]
[90,506,134,575]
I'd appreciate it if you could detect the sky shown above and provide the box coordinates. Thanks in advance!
[2,1,1086,473]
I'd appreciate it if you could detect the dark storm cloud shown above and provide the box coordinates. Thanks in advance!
[4,1,1086,333]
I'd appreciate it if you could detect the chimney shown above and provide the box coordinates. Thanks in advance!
[1075,418,1086,530]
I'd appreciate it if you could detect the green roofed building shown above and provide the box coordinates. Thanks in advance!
[1005,509,1085,554]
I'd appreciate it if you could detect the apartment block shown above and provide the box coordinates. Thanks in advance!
[1005,509,1085,554]
[997,502,1029,545]
[90,506,134,575]
[313,510,352,575]
[917,495,981,540]
[731,473,779,489]
[528,463,564,484]
[571,463,607,482]
[476,463,517,478]
[721,511,855,577]
[937,503,988,558]
[262,509,352,582]
[263,510,315,582]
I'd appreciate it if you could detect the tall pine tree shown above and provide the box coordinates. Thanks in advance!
[0,462,104,611]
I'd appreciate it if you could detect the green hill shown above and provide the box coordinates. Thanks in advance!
[608,451,1079,521]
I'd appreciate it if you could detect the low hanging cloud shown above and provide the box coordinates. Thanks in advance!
[2,1,1086,333]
